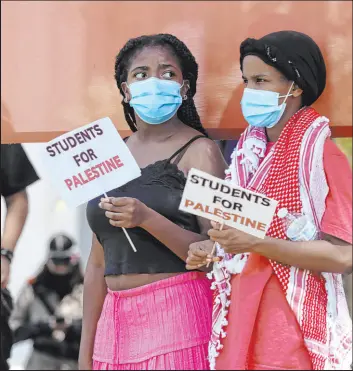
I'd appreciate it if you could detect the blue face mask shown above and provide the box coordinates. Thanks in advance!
[240,82,294,128]
[127,77,183,125]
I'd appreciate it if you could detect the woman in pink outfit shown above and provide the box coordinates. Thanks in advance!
[79,34,226,370]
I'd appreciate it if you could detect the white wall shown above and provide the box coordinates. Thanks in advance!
[1,143,91,300]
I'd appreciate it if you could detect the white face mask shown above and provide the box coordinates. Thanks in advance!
[241,81,294,128]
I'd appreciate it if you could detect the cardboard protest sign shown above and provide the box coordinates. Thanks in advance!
[40,117,141,207]
[179,168,278,239]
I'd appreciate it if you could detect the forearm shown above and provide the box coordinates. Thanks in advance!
[2,191,29,252]
[13,323,51,343]
[254,237,352,274]
[79,264,107,365]
[141,208,206,261]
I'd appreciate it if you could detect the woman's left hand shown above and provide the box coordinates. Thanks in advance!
[208,221,261,255]
[99,197,151,228]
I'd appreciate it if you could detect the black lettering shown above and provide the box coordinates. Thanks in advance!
[200,177,209,187]
[75,132,85,144]
[190,174,200,184]
[67,136,77,148]
[213,195,222,204]
[94,124,103,136]
[241,191,252,202]
[73,154,81,166]
[261,198,270,207]
[52,142,61,155]
[59,139,70,151]
[46,146,56,157]
[209,180,219,191]
[87,148,98,161]
[232,188,241,198]
[220,184,231,194]
[252,195,261,204]
[86,127,96,138]
[81,129,92,141]
[233,203,243,212]
[221,199,232,209]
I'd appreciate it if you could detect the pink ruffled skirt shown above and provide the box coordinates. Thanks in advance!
[92,272,212,370]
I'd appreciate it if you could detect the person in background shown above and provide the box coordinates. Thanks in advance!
[186,31,352,370]
[1,143,39,371]
[81,34,227,370]
[10,234,83,370]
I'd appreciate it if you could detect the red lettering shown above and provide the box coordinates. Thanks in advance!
[73,175,82,188]
[113,155,124,168]
[64,179,73,190]
[205,206,214,215]
[102,161,109,173]
[257,222,267,232]
[233,214,242,223]
[223,212,231,221]
[95,163,105,176]
[105,158,117,172]
[91,167,100,178]
[214,208,223,218]
[194,203,205,212]
[185,199,194,208]
[78,173,89,184]
[85,169,95,182]
[245,218,257,229]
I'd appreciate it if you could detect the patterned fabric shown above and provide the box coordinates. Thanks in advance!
[93,272,212,370]
[93,345,209,370]
[209,107,352,370]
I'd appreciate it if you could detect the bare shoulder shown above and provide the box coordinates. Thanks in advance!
[183,136,227,178]
[188,136,222,155]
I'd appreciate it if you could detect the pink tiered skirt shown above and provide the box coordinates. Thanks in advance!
[92,272,212,370]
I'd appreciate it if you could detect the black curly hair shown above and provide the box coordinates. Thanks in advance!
[114,34,207,136]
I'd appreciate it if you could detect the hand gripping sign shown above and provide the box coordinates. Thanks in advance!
[40,117,141,251]
[179,168,278,239]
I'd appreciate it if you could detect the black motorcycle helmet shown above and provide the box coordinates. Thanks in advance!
[46,235,79,275]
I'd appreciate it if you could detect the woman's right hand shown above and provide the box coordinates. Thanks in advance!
[186,240,219,270]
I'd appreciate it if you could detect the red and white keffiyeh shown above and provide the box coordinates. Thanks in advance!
[208,107,352,370]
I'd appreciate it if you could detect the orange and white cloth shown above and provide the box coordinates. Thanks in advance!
[208,107,352,370]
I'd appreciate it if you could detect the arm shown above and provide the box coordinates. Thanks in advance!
[101,139,227,262]
[10,284,52,343]
[208,223,352,274]
[253,233,352,274]
[1,144,39,288]
[1,190,29,288]
[2,190,29,251]
[141,140,227,261]
[78,235,107,370]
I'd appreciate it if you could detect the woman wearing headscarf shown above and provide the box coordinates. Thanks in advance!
[186,31,352,370]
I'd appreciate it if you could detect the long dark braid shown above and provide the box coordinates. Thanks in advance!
[114,34,208,136]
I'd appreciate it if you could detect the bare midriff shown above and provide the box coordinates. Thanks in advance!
[105,272,185,291]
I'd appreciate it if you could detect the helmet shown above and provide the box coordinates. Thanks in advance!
[47,234,79,274]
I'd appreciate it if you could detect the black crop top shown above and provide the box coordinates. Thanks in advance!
[86,135,206,276]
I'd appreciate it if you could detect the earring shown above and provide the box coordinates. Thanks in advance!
[124,97,129,103]
[183,95,188,101]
